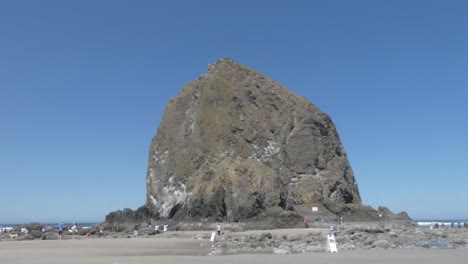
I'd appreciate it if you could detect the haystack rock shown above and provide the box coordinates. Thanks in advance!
[143,58,366,223]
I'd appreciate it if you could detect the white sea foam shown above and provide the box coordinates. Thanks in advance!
[417,220,467,227]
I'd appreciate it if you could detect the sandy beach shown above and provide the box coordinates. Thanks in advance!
[1,232,467,264]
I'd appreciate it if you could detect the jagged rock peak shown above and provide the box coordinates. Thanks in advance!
[143,58,362,222]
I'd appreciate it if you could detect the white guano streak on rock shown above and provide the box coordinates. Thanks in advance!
[159,182,190,217]
[249,141,280,161]
[154,150,159,162]
[147,168,154,184]
[264,140,280,158]
[248,144,261,161]
[150,195,158,207]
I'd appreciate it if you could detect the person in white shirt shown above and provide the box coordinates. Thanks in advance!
[71,223,77,239]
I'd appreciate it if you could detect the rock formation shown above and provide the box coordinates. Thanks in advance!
[144,58,362,222]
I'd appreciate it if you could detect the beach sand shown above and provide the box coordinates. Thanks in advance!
[1,235,467,264]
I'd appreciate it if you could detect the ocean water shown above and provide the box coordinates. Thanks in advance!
[0,222,97,231]
[416,220,468,227]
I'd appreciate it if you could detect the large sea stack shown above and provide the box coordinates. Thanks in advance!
[146,58,361,221]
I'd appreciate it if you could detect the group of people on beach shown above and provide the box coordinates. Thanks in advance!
[133,223,169,237]
[54,217,312,240]
[132,223,224,238]
[4,221,223,240]
[57,221,78,240]
[154,223,169,234]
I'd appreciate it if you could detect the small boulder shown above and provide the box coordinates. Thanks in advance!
[273,245,291,254]
[373,239,389,249]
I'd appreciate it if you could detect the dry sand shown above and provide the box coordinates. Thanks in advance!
[1,235,467,264]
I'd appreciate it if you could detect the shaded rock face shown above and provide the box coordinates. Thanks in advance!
[146,58,361,222]
[105,206,151,224]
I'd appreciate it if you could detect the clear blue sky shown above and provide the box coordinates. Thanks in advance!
[1,0,467,223]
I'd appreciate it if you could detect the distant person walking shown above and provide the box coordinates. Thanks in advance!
[71,223,77,239]
[133,224,138,238]
[155,225,160,234]
[304,217,309,228]
[57,221,64,240]
[163,224,168,233]
[98,226,103,237]
[217,223,221,236]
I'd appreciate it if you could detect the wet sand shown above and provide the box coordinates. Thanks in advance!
[1,236,467,264]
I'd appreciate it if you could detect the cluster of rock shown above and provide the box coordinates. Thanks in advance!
[0,223,96,241]
[0,223,53,241]
[105,207,151,225]
[333,223,468,250]
[209,222,468,255]
[209,229,326,255]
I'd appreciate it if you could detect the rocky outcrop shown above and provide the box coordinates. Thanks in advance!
[105,206,151,224]
[145,58,363,222]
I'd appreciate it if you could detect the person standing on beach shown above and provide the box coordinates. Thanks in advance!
[304,217,309,228]
[133,224,138,238]
[163,223,168,233]
[216,223,222,236]
[71,223,77,239]
[57,221,64,240]
[155,225,160,234]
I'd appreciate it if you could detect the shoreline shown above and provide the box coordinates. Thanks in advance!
[2,222,467,248]
[1,237,468,264]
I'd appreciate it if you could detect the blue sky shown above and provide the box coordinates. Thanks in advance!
[1,0,467,223]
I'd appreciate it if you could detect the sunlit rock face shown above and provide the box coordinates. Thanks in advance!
[146,58,361,221]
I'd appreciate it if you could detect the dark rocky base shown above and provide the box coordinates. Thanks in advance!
[104,203,413,232]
